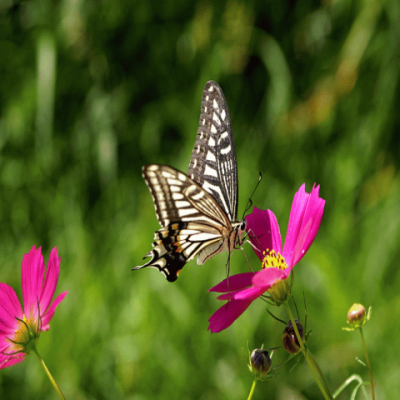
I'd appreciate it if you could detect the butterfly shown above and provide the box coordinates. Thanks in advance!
[133,81,246,281]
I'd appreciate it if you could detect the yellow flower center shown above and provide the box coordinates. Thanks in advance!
[261,249,291,305]
[8,315,39,355]
[261,249,288,271]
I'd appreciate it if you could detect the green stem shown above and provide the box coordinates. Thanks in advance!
[33,349,66,400]
[285,303,334,400]
[307,351,333,396]
[359,327,375,400]
[247,379,257,400]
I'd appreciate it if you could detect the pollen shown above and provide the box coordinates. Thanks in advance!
[261,249,287,271]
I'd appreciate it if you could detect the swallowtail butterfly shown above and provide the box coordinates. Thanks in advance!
[133,81,245,281]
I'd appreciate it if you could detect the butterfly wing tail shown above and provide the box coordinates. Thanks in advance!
[133,221,196,281]
[133,221,225,281]
[133,247,184,282]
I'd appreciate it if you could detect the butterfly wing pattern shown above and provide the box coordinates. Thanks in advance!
[133,81,246,282]
[188,81,238,222]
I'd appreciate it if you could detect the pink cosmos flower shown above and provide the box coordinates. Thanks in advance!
[208,184,325,333]
[0,246,68,369]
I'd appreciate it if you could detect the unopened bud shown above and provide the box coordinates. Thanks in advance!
[250,349,271,378]
[347,303,366,322]
[345,303,369,330]
[282,319,304,354]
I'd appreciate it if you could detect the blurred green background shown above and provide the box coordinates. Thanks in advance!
[0,0,399,398]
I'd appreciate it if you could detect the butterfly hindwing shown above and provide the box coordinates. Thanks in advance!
[133,164,235,282]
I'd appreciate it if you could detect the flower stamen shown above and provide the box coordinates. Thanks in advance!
[261,249,288,271]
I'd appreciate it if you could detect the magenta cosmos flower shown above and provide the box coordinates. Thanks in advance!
[208,184,325,333]
[0,246,68,369]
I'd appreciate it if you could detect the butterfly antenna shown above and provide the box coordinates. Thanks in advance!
[242,172,262,220]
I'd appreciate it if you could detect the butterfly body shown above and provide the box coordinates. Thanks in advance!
[134,81,244,282]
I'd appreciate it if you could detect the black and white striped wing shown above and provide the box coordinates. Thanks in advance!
[133,164,234,282]
[188,81,238,222]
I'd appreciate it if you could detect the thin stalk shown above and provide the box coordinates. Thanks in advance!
[33,348,66,400]
[247,379,257,400]
[285,303,334,400]
[307,351,333,397]
[359,327,375,400]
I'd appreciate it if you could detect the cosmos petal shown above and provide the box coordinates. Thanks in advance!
[40,291,68,331]
[0,354,25,370]
[283,184,325,269]
[40,248,61,314]
[21,246,44,319]
[252,268,288,289]
[217,286,264,301]
[209,272,255,293]
[208,289,261,333]
[246,207,282,261]
[0,283,22,333]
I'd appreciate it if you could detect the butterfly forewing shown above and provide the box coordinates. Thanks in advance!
[142,164,230,227]
[188,81,238,222]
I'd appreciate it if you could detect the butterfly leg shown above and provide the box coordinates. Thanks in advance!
[224,246,233,291]
[239,246,254,273]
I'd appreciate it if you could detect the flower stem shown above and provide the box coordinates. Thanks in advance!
[285,303,334,400]
[247,379,257,400]
[33,348,66,400]
[359,327,375,400]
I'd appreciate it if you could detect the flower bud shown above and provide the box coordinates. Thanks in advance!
[282,319,304,354]
[347,303,365,322]
[250,349,271,378]
[345,303,369,330]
